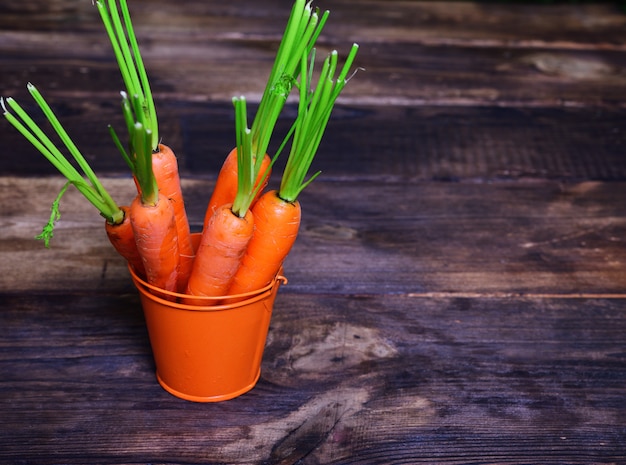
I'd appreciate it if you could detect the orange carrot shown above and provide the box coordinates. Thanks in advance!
[113,143,190,289]
[123,118,180,295]
[97,0,184,293]
[130,192,179,293]
[185,203,254,303]
[104,205,146,277]
[185,96,258,302]
[151,143,193,291]
[203,148,271,230]
[227,190,300,295]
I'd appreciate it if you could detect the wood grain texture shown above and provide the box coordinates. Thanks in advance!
[2,0,626,180]
[0,292,624,464]
[2,1,626,106]
[3,103,626,180]
[1,0,626,463]
[2,177,625,295]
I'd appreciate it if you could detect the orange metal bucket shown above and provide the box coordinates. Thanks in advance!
[128,247,286,402]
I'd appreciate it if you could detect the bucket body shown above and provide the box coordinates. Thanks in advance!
[129,258,284,402]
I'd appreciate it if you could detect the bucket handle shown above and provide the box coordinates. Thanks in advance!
[129,263,284,302]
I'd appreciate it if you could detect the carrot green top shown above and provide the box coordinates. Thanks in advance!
[96,0,159,206]
[250,0,328,162]
[2,84,125,246]
[279,43,360,203]
[230,0,329,217]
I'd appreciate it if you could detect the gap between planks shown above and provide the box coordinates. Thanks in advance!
[405,292,626,299]
[408,37,626,52]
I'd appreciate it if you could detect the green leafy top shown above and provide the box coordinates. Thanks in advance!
[279,43,359,202]
[229,0,329,217]
[96,0,159,205]
[250,0,328,161]
[1,84,124,246]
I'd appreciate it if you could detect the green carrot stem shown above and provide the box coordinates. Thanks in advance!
[116,88,155,199]
[96,0,159,207]
[249,117,298,202]
[26,84,120,217]
[231,96,254,217]
[96,1,137,99]
[116,89,158,207]
[279,43,359,202]
[249,0,328,163]
[1,87,125,232]
[225,0,329,220]
[3,98,79,180]
[133,122,158,205]
[4,104,94,209]
[107,1,143,102]
[108,125,134,171]
[120,91,136,144]
[118,0,157,143]
[96,0,158,148]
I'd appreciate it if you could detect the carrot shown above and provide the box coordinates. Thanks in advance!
[127,118,180,293]
[228,45,360,295]
[151,143,194,291]
[113,128,191,290]
[203,148,271,229]
[227,190,300,296]
[202,0,328,231]
[97,0,186,293]
[119,85,180,292]
[185,97,256,302]
[1,85,143,272]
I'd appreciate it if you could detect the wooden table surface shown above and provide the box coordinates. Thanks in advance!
[1,1,626,463]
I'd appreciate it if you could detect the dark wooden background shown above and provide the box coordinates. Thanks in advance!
[1,1,625,464]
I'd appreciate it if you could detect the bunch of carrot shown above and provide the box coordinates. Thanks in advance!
[2,0,359,302]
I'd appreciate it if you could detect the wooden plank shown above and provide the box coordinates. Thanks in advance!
[0,292,624,463]
[3,104,626,180]
[2,0,625,48]
[2,177,625,295]
[320,0,626,50]
[4,30,626,106]
[2,1,626,107]
[3,1,626,181]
